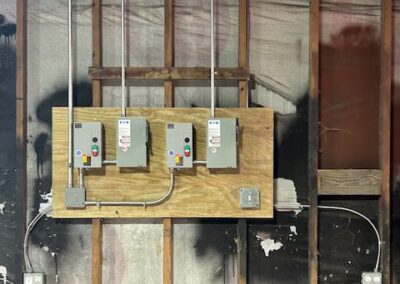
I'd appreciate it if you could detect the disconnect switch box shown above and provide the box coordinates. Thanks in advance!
[166,123,193,168]
[73,122,103,168]
[206,118,237,168]
[116,117,148,167]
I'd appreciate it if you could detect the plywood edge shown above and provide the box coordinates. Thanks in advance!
[318,169,382,196]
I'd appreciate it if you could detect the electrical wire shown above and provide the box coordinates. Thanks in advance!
[23,205,52,273]
[301,204,381,272]
[85,168,175,207]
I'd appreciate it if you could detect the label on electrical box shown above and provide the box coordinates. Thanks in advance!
[118,119,131,148]
[208,119,221,147]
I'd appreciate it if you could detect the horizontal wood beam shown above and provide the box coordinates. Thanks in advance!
[89,67,250,81]
[318,169,382,196]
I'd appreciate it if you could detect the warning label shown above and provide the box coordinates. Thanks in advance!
[118,119,131,148]
[208,119,221,147]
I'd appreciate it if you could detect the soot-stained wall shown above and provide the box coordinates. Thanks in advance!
[0,0,398,283]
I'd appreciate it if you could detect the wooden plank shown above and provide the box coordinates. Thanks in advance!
[308,0,320,281]
[92,218,102,284]
[379,0,392,281]
[318,169,382,196]
[237,219,247,284]
[91,2,103,283]
[163,2,174,283]
[52,108,274,218]
[237,2,249,282]
[238,0,249,107]
[16,0,27,278]
[89,67,250,81]
[92,0,102,107]
[163,218,173,284]
[164,0,174,107]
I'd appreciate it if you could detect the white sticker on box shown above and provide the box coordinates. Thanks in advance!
[208,120,221,147]
[118,119,131,148]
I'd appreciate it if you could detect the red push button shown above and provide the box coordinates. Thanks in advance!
[184,145,190,157]
[92,145,99,157]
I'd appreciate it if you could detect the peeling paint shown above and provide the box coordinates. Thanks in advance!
[0,265,7,284]
[289,226,297,236]
[256,234,283,257]
[39,190,52,216]
[274,178,302,214]
[0,202,5,214]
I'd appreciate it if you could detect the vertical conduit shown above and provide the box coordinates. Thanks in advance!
[210,0,215,118]
[67,0,73,188]
[121,0,126,117]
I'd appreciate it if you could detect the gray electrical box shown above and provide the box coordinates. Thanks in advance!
[116,117,148,167]
[206,118,237,168]
[65,187,86,209]
[73,122,103,168]
[240,188,260,209]
[166,123,193,168]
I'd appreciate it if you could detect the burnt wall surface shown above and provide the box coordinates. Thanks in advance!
[0,0,399,283]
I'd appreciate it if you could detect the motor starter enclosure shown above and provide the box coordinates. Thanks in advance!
[206,118,237,168]
[240,188,260,209]
[65,187,86,209]
[166,123,193,168]
[73,122,102,168]
[116,117,148,167]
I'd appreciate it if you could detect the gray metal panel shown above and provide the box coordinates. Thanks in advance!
[240,188,260,209]
[116,117,148,167]
[73,122,103,168]
[206,118,237,168]
[65,187,86,209]
[166,123,193,168]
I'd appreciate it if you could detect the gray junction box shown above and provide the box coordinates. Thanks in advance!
[206,118,238,168]
[116,117,148,167]
[166,123,193,168]
[73,122,103,168]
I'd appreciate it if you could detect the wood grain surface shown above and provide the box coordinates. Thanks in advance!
[52,108,273,218]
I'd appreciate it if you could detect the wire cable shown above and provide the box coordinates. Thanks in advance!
[23,205,52,273]
[85,168,175,207]
[301,204,381,272]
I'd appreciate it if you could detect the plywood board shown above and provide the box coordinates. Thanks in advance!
[52,108,273,218]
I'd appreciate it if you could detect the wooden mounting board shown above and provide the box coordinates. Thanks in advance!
[52,108,273,218]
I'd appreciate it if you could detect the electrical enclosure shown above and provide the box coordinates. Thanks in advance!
[166,123,193,168]
[65,187,86,209]
[73,122,103,168]
[206,118,237,168]
[116,117,148,167]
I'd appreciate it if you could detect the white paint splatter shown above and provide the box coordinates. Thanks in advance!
[0,202,5,215]
[289,226,297,236]
[274,178,301,214]
[39,189,52,216]
[0,265,7,284]
[256,234,283,257]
